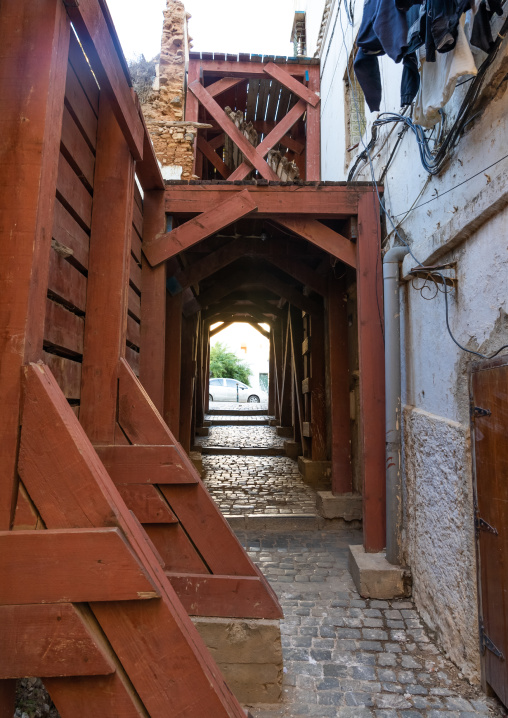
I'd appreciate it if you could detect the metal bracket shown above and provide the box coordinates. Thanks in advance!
[475,516,498,535]
[480,620,505,660]
[471,405,492,419]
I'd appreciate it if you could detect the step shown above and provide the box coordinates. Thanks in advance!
[227,514,362,531]
[207,418,271,426]
[207,409,271,417]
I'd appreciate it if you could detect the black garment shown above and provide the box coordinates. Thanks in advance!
[471,0,504,52]
[401,52,420,104]
[354,48,383,111]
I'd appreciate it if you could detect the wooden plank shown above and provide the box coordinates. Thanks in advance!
[0,528,158,604]
[189,81,279,181]
[245,78,260,121]
[263,61,320,106]
[65,61,98,150]
[357,192,385,553]
[329,275,352,493]
[302,377,310,394]
[66,1,144,160]
[116,484,178,524]
[52,198,89,271]
[178,314,197,453]
[0,604,115,678]
[46,674,146,718]
[290,306,306,451]
[197,136,232,179]
[80,96,135,444]
[61,104,96,190]
[135,107,165,192]
[48,248,87,313]
[302,421,312,437]
[132,198,143,238]
[164,292,183,437]
[206,76,246,98]
[275,216,357,268]
[310,313,327,461]
[43,351,82,400]
[144,189,258,267]
[44,297,84,355]
[94,445,198,485]
[130,253,142,291]
[229,99,306,181]
[131,226,142,263]
[164,184,360,217]
[18,363,247,717]
[140,191,167,414]
[128,285,142,321]
[193,60,309,77]
[127,313,141,348]
[68,29,100,116]
[145,524,209,574]
[56,151,93,230]
[167,573,283,619]
[306,65,320,180]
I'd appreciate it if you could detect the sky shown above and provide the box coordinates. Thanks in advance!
[107,0,295,62]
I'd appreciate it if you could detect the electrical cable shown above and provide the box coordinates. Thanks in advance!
[338,3,508,359]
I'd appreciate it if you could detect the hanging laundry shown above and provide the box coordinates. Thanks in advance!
[414,15,478,126]
[354,0,420,110]
[470,0,504,51]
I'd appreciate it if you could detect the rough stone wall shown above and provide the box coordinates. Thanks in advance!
[142,0,196,179]
[403,406,480,682]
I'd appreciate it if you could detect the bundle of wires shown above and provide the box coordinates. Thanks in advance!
[347,12,508,180]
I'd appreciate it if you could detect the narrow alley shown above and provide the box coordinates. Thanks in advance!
[200,403,506,718]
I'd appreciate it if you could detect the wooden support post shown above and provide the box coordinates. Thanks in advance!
[164,291,182,439]
[310,313,327,461]
[179,315,197,452]
[328,275,352,494]
[268,329,276,416]
[0,681,16,718]
[204,323,211,414]
[140,190,167,413]
[280,313,293,428]
[186,60,201,178]
[290,306,306,454]
[195,319,205,429]
[357,192,385,552]
[306,65,321,181]
[80,95,135,444]
[0,0,70,529]
[273,319,283,423]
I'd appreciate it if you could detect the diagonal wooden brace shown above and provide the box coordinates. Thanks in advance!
[263,62,320,107]
[274,216,357,268]
[143,189,258,266]
[189,80,279,180]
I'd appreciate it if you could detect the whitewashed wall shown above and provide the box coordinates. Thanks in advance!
[305,0,508,681]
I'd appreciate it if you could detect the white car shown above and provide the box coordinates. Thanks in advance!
[209,378,267,403]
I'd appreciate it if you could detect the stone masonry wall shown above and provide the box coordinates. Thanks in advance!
[142,0,196,179]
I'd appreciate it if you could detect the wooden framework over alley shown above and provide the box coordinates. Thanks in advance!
[0,3,386,716]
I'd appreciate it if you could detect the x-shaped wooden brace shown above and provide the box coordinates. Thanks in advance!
[189,62,320,181]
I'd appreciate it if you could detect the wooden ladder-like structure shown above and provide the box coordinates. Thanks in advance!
[0,2,280,716]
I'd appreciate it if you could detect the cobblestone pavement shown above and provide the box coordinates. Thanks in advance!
[196,425,286,449]
[209,401,269,412]
[235,529,506,718]
[203,455,317,515]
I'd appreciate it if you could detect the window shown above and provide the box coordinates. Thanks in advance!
[225,379,237,387]
[344,51,366,159]
[210,378,223,385]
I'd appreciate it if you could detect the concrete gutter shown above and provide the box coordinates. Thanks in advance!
[383,246,409,565]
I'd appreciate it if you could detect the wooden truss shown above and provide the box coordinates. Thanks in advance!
[186,53,320,181]
[0,3,280,715]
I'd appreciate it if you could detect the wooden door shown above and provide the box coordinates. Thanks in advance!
[471,355,508,707]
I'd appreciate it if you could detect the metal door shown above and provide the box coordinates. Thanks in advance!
[471,355,508,707]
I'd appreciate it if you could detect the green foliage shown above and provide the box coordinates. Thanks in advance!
[209,342,252,385]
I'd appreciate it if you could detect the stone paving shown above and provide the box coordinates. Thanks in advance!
[206,414,271,424]
[196,425,286,449]
[203,455,317,516]
[235,529,507,718]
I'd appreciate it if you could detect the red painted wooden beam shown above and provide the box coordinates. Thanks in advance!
[197,136,232,178]
[143,189,257,266]
[274,216,357,268]
[263,62,320,107]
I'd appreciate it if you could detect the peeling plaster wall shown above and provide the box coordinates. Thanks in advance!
[303,0,508,683]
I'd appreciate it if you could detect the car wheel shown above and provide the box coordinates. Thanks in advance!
[209,393,213,401]
[247,394,260,403]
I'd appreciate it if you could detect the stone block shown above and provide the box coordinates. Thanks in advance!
[195,426,209,436]
[276,425,293,437]
[317,491,362,521]
[189,451,202,477]
[192,617,283,704]
[284,440,301,459]
[348,544,410,600]
[298,456,332,486]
